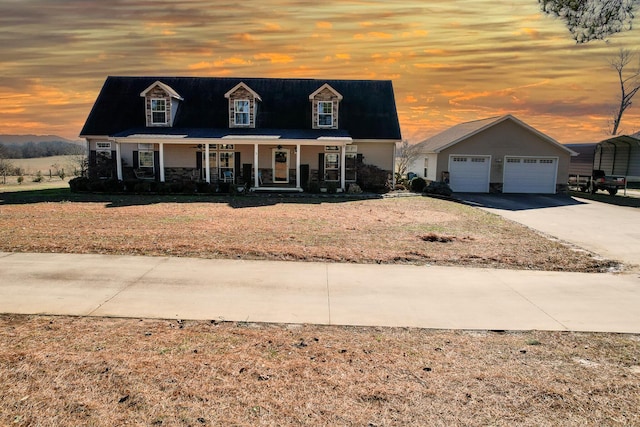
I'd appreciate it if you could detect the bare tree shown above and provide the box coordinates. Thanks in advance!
[608,49,640,135]
[395,140,420,178]
[65,143,88,177]
[0,144,14,184]
[539,0,637,43]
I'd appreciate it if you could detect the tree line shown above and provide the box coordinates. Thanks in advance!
[0,141,85,159]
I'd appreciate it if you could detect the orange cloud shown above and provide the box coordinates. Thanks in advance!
[316,21,332,29]
[354,32,393,40]
[253,53,294,63]
[212,57,252,67]
[230,33,257,42]
[335,53,351,60]
[405,95,418,103]
[263,23,282,31]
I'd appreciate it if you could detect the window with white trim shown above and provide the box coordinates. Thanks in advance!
[234,100,250,125]
[324,152,339,181]
[424,158,429,178]
[138,143,154,168]
[318,101,333,127]
[151,99,167,124]
[218,152,234,180]
[540,159,554,164]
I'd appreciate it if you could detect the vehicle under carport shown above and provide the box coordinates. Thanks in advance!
[567,134,640,194]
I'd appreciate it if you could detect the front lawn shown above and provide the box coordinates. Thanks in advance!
[0,189,618,272]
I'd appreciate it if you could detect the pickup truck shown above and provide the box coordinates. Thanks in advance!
[569,170,626,196]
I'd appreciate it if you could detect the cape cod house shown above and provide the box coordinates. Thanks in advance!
[79,77,402,192]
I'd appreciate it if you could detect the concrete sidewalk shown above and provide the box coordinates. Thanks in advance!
[1,251,639,333]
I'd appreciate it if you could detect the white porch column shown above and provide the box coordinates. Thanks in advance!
[296,144,301,189]
[254,143,259,188]
[205,143,211,183]
[115,141,123,180]
[340,143,346,191]
[159,142,165,182]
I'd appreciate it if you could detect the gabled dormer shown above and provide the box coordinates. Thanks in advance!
[140,81,183,127]
[309,83,343,129]
[224,82,262,128]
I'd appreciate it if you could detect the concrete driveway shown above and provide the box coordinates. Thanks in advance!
[453,193,640,267]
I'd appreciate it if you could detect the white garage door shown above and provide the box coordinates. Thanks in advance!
[503,157,557,193]
[448,155,490,192]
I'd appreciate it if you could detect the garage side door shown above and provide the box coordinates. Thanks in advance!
[503,157,557,194]
[448,155,490,193]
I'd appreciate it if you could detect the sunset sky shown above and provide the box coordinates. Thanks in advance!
[1,0,640,144]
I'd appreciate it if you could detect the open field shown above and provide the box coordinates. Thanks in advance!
[1,315,639,426]
[0,188,620,272]
[7,155,79,176]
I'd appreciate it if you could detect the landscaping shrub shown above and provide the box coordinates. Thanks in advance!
[410,176,427,193]
[134,182,151,193]
[103,179,124,193]
[307,181,321,194]
[88,179,106,192]
[326,181,338,194]
[424,181,453,196]
[182,180,197,194]
[69,176,91,192]
[169,181,184,193]
[356,164,389,192]
[123,180,139,193]
[197,182,214,194]
[347,183,363,194]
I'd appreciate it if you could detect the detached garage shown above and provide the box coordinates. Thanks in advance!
[409,115,576,193]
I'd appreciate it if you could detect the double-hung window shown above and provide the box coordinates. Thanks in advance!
[318,101,333,127]
[325,153,339,181]
[424,158,429,178]
[138,143,154,168]
[234,100,250,125]
[151,99,167,124]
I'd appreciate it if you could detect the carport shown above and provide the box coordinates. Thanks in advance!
[594,135,640,179]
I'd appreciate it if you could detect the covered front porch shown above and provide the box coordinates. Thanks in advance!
[111,135,357,192]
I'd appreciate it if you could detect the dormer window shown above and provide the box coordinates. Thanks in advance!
[140,81,183,127]
[151,99,167,124]
[318,101,333,127]
[234,99,250,126]
[309,83,343,130]
[225,82,262,128]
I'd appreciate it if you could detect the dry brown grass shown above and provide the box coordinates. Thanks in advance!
[1,315,639,426]
[0,190,620,272]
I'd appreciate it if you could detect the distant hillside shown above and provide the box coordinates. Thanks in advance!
[0,134,82,145]
[1,140,85,159]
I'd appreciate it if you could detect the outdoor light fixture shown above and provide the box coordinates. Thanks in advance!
[277,145,283,149]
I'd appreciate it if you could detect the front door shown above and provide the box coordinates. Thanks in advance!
[273,148,289,183]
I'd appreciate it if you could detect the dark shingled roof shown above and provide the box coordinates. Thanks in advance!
[80,76,402,140]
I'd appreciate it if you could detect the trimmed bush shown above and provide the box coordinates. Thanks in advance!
[69,177,91,192]
[103,179,124,193]
[326,181,338,194]
[410,176,427,193]
[307,181,321,194]
[424,181,453,196]
[356,164,390,193]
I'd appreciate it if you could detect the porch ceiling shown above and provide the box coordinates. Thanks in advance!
[112,127,353,145]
